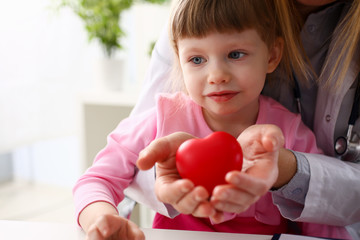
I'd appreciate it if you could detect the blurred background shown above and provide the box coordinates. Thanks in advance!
[0,0,172,227]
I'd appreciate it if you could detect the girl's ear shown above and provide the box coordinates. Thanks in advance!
[267,37,284,73]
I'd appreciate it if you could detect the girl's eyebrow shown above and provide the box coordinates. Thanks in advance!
[178,32,261,55]
[178,42,206,55]
[180,46,204,54]
[227,38,258,48]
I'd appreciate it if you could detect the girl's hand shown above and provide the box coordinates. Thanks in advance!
[137,132,216,218]
[85,214,145,240]
[137,125,285,221]
[210,124,284,223]
[79,202,144,240]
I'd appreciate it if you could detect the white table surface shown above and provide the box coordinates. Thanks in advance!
[0,220,273,240]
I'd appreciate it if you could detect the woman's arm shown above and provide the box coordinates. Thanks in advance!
[272,149,360,226]
[289,153,360,225]
[273,148,297,189]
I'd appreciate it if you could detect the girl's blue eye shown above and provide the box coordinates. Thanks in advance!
[228,51,244,59]
[191,57,203,64]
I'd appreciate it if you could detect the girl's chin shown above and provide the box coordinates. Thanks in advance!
[204,107,241,117]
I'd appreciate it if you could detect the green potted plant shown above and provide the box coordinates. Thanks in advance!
[59,0,169,91]
[60,0,169,58]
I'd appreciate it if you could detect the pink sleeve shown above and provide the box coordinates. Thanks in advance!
[72,108,157,224]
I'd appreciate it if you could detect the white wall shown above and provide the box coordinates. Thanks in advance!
[0,0,98,152]
[0,0,171,186]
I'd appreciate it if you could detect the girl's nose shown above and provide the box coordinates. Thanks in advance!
[207,62,231,84]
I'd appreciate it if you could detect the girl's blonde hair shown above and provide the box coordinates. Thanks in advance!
[170,0,279,52]
[168,0,291,92]
[276,0,360,90]
[320,0,360,89]
[168,0,360,92]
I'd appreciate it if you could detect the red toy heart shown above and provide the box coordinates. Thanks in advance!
[176,131,243,194]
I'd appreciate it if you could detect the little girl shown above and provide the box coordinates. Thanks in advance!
[73,0,352,239]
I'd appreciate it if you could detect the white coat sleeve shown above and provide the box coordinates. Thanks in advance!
[303,153,360,226]
[126,24,179,218]
[274,152,360,226]
[130,24,174,116]
[130,22,360,228]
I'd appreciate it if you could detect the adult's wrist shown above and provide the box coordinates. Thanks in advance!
[272,151,310,205]
[273,148,297,189]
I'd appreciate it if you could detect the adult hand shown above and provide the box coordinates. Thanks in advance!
[137,132,216,218]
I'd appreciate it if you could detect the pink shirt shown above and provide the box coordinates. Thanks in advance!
[73,92,350,239]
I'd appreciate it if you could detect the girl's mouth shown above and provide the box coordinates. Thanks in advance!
[206,91,238,102]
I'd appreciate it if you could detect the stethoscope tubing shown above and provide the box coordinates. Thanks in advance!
[293,72,360,160]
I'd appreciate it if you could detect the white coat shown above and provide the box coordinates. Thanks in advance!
[129,2,360,230]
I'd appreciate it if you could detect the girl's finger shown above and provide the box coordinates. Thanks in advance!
[155,178,194,204]
[86,226,105,240]
[225,171,270,196]
[211,185,259,212]
[137,132,195,170]
[172,186,211,215]
[192,202,217,218]
[125,220,146,240]
[94,215,122,238]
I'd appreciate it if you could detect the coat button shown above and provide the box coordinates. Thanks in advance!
[307,24,316,33]
[292,188,303,195]
[326,115,331,122]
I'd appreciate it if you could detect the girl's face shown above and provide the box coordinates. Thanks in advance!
[178,30,282,122]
